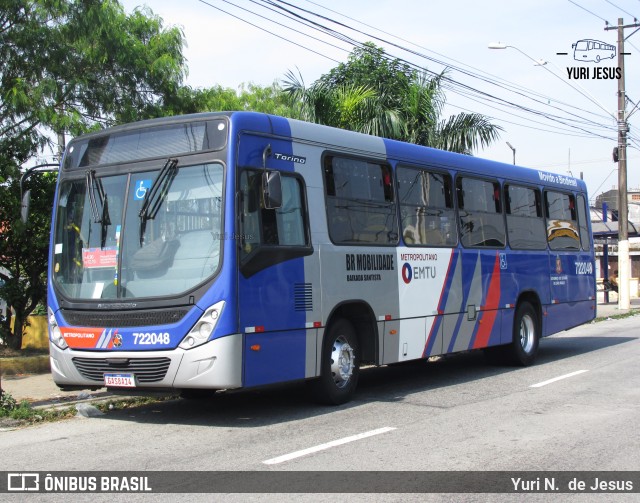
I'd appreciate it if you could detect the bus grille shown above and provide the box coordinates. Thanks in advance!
[61,309,188,328]
[72,357,171,383]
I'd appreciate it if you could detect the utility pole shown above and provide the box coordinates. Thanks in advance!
[605,17,640,310]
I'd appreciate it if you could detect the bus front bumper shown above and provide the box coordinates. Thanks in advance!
[49,333,243,391]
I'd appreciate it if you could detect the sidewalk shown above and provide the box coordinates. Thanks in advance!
[595,292,640,318]
[2,297,639,409]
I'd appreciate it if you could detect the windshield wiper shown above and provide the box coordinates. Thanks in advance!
[139,158,178,246]
[86,170,111,247]
[100,198,111,248]
[86,170,103,223]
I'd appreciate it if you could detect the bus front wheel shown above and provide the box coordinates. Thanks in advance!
[309,318,360,405]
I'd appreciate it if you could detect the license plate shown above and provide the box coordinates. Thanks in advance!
[104,373,136,388]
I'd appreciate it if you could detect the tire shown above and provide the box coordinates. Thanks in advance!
[309,318,360,405]
[508,302,539,366]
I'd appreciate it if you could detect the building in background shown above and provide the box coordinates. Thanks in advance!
[592,188,640,297]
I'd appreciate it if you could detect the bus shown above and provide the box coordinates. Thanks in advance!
[572,39,616,63]
[46,111,596,404]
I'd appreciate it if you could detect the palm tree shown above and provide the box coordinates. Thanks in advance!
[283,45,502,155]
[402,71,502,154]
[283,69,404,139]
[434,112,502,154]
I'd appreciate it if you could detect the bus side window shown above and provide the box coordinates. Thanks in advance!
[239,171,262,255]
[239,169,311,276]
[457,176,505,248]
[576,194,591,251]
[397,166,456,246]
[324,155,398,245]
[505,184,547,250]
[545,190,580,250]
[275,177,306,246]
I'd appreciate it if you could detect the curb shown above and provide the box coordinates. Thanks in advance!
[29,391,122,411]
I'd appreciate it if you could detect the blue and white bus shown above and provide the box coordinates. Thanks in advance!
[47,112,596,404]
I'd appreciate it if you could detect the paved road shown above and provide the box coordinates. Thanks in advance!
[2,315,639,502]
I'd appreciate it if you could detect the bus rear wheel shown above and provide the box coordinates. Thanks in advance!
[509,302,539,366]
[309,318,360,405]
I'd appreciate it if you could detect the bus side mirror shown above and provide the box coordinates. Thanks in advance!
[262,171,282,209]
[19,162,60,223]
[21,189,32,223]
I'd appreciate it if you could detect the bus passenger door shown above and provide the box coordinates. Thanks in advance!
[236,139,316,388]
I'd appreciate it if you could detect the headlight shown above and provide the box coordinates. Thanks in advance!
[179,301,225,350]
[48,307,68,350]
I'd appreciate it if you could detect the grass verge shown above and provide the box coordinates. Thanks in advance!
[593,310,640,323]
[0,390,174,428]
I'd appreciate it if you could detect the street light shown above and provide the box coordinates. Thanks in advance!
[506,142,516,165]
[488,42,616,119]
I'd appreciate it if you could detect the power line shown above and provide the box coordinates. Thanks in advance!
[263,0,620,137]
[304,0,619,127]
[446,101,615,139]
[196,0,342,65]
[603,0,638,20]
[568,0,612,24]
[196,0,629,144]
[272,0,632,136]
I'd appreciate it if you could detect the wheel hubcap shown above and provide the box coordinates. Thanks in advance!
[519,314,535,354]
[330,335,355,389]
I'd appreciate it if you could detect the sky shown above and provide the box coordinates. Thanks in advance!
[119,0,640,202]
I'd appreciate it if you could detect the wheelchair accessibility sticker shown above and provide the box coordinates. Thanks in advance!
[134,180,152,200]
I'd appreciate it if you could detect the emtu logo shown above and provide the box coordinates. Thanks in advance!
[402,263,412,284]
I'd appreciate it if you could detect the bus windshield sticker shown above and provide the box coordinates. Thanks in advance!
[82,247,118,268]
[134,179,152,200]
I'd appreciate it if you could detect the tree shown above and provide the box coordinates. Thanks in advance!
[283,43,502,154]
[0,0,187,348]
[284,69,404,138]
[0,171,55,350]
[163,81,297,117]
[401,72,501,154]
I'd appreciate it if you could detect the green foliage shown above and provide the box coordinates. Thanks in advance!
[2,401,34,420]
[0,170,56,349]
[0,390,75,424]
[0,390,19,412]
[0,0,188,348]
[31,304,47,316]
[1,0,187,150]
[0,391,174,426]
[162,81,297,117]
[283,43,502,154]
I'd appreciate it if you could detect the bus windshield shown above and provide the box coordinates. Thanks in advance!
[52,162,224,300]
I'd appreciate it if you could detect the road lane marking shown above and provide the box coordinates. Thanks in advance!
[530,370,589,388]
[263,426,396,465]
